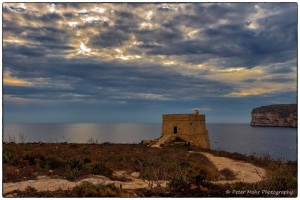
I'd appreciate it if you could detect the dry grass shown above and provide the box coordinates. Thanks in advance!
[3,143,297,197]
[3,143,220,183]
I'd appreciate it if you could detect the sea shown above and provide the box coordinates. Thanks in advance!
[3,123,297,161]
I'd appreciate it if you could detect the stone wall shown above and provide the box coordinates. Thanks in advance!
[250,104,297,128]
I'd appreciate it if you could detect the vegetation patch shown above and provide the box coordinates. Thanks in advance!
[219,168,236,180]
[3,143,297,197]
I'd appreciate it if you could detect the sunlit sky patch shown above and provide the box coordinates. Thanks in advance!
[3,3,297,123]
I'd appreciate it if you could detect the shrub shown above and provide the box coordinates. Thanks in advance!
[65,169,80,181]
[169,175,191,189]
[24,154,36,166]
[194,169,209,185]
[18,134,27,143]
[3,149,16,164]
[83,158,91,164]
[220,168,236,180]
[91,163,113,177]
[73,182,119,197]
[47,157,65,169]
[179,161,190,169]
[4,166,19,181]
[87,138,98,144]
[68,159,83,170]
[25,186,37,193]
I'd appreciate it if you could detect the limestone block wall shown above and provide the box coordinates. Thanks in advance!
[178,133,211,149]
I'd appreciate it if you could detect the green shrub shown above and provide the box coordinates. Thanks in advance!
[169,175,191,189]
[65,169,80,181]
[68,159,83,170]
[3,149,16,164]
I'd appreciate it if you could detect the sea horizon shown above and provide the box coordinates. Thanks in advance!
[3,123,297,161]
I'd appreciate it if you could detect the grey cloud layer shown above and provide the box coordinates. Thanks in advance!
[3,3,297,104]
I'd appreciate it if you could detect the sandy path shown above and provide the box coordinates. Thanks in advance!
[3,171,168,195]
[200,152,266,184]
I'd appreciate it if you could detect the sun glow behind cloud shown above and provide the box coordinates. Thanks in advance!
[3,72,31,86]
[79,43,91,54]
[2,2,297,124]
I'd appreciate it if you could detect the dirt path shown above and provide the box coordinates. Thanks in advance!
[3,171,168,195]
[200,152,266,184]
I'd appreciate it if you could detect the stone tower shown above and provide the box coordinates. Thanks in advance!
[160,109,211,149]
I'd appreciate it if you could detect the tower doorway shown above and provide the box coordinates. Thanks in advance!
[173,126,177,134]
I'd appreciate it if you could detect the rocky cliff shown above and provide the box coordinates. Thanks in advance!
[250,104,297,127]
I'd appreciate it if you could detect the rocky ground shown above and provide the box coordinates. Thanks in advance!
[3,143,297,197]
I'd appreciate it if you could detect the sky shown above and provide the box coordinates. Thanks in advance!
[2,2,297,124]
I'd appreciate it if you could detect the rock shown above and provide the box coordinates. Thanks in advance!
[37,176,49,180]
[141,140,152,145]
[150,144,161,148]
[3,173,168,195]
[140,139,158,145]
[113,182,122,188]
[251,104,297,127]
[130,172,140,178]
[6,194,14,198]
[49,170,53,173]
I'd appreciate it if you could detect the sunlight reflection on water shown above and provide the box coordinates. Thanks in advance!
[3,123,297,161]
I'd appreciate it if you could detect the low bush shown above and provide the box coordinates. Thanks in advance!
[4,166,19,181]
[3,149,16,164]
[68,159,83,170]
[220,168,236,180]
[24,154,36,166]
[91,163,113,177]
[65,169,80,181]
[47,157,65,169]
[73,182,119,197]
[83,158,91,164]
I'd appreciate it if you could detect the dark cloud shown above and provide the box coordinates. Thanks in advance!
[88,30,130,47]
[133,28,183,47]
[7,6,27,12]
[3,54,234,104]
[4,44,46,57]
[63,12,74,18]
[148,8,296,68]
[3,3,297,123]
[114,10,135,19]
[39,13,62,21]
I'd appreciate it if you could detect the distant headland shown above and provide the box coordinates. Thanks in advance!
[250,104,297,128]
